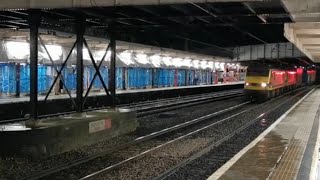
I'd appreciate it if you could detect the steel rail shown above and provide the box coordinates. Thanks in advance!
[79,87,311,180]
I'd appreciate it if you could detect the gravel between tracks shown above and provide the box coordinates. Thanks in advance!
[0,95,244,180]
[136,96,244,134]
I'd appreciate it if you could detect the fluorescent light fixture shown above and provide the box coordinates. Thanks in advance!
[200,60,208,69]
[119,52,134,65]
[172,58,183,67]
[162,56,172,66]
[183,58,192,67]
[150,55,161,67]
[6,41,29,59]
[220,62,225,70]
[208,61,214,69]
[193,60,200,69]
[45,45,62,61]
[215,62,220,69]
[83,48,90,60]
[135,53,149,64]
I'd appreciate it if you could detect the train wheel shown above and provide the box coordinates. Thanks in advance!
[271,90,275,99]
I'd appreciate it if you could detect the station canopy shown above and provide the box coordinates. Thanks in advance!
[0,29,234,70]
[0,0,292,60]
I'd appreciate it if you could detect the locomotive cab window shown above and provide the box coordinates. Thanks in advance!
[247,68,269,76]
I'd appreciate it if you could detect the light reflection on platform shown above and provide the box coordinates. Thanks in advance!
[0,122,31,131]
[219,131,288,180]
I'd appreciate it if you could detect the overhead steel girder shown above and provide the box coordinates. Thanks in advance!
[233,42,305,61]
[0,0,265,10]
[29,10,41,120]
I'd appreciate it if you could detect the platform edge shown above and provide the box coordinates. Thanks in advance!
[309,105,320,180]
[207,88,315,180]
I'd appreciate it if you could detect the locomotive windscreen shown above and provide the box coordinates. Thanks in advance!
[246,67,269,76]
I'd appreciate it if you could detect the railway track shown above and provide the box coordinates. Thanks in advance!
[17,87,311,180]
[118,89,242,109]
[131,89,243,117]
[74,87,312,180]
[154,87,314,180]
[21,90,247,180]
[0,89,243,124]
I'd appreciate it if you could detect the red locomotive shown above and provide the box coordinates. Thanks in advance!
[244,64,316,100]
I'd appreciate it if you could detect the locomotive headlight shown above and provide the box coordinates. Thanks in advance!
[261,82,267,88]
[245,82,249,86]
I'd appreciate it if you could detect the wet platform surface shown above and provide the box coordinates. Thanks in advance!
[0,82,243,104]
[208,88,320,180]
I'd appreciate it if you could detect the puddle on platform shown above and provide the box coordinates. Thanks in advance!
[219,131,289,180]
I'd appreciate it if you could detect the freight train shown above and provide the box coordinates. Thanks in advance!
[244,64,316,100]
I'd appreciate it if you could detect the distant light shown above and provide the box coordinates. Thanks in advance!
[193,60,200,69]
[208,61,214,70]
[119,52,134,65]
[6,41,29,59]
[172,58,184,67]
[215,62,220,69]
[83,48,90,60]
[135,53,149,64]
[150,55,161,67]
[162,56,172,66]
[106,50,112,59]
[200,60,208,69]
[45,45,62,61]
[183,58,192,68]
[220,62,225,70]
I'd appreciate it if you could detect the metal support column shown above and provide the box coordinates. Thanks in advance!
[152,69,155,88]
[109,22,116,107]
[29,10,41,120]
[122,67,126,90]
[15,63,20,97]
[76,17,85,112]
[185,70,188,86]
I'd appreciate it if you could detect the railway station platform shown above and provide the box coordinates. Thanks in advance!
[0,81,244,104]
[208,88,320,180]
[0,82,244,122]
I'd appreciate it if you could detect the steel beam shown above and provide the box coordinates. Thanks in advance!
[0,0,265,10]
[82,42,111,106]
[29,10,41,119]
[39,36,77,108]
[44,40,77,102]
[109,22,116,107]
[233,42,305,61]
[76,17,85,112]
[15,63,20,97]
